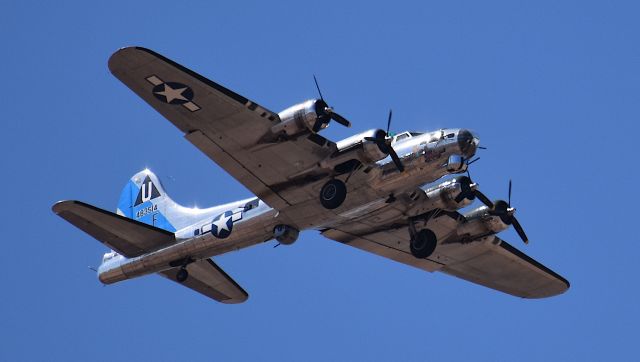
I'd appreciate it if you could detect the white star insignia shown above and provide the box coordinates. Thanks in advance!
[146,76,201,112]
[154,83,188,103]
[213,213,232,235]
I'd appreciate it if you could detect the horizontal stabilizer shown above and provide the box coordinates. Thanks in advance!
[52,200,176,258]
[159,259,248,303]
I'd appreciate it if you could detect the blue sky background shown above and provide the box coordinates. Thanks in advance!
[2,1,638,361]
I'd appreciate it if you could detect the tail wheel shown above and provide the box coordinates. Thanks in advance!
[410,229,437,259]
[320,179,347,209]
[176,268,189,283]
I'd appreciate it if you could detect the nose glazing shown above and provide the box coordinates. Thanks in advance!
[457,129,477,157]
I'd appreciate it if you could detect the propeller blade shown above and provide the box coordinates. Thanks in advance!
[508,179,512,207]
[387,147,405,172]
[311,76,351,129]
[364,135,390,152]
[454,192,466,203]
[312,119,324,133]
[313,75,324,101]
[363,109,402,172]
[364,135,402,171]
[474,190,494,208]
[511,217,529,244]
[466,157,481,166]
[454,177,474,203]
[329,111,351,127]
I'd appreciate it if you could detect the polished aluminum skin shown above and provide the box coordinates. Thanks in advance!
[52,46,568,302]
[97,127,476,285]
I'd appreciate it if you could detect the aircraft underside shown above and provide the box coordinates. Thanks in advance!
[52,46,569,303]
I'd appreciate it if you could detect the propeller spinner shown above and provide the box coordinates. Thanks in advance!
[364,110,405,172]
[453,173,495,208]
[312,75,352,132]
[475,180,529,244]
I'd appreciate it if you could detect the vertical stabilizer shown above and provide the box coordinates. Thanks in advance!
[117,169,255,233]
[116,169,184,232]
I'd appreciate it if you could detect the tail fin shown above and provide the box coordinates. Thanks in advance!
[116,169,189,232]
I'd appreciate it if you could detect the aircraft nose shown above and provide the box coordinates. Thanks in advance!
[457,129,478,157]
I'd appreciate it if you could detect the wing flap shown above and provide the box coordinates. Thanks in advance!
[52,200,175,258]
[159,259,248,304]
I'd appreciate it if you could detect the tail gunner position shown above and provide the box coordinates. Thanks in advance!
[53,47,568,303]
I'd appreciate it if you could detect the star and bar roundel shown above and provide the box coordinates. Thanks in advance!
[211,211,234,239]
[145,75,201,112]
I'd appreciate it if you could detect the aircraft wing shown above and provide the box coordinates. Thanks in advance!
[322,213,569,299]
[159,259,248,304]
[52,200,175,258]
[109,47,338,211]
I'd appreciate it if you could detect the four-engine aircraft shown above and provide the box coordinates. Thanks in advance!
[52,47,569,303]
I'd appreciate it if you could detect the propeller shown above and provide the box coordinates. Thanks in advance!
[364,110,405,172]
[447,144,528,244]
[452,157,488,204]
[483,180,529,244]
[311,75,352,132]
[452,156,481,201]
[453,175,494,205]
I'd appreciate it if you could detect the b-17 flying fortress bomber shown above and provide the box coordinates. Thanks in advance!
[52,47,569,303]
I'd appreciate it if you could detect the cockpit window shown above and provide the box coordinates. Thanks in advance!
[394,132,411,143]
[409,132,424,137]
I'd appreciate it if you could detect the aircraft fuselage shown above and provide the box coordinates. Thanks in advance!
[98,127,477,284]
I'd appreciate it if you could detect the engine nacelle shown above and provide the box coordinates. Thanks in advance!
[460,206,509,234]
[318,129,389,171]
[407,177,475,215]
[273,225,299,245]
[271,99,327,136]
